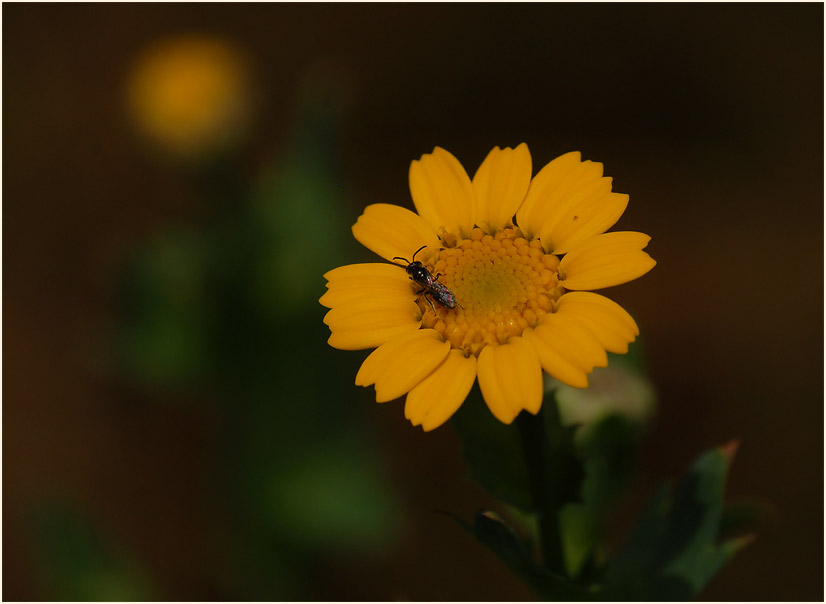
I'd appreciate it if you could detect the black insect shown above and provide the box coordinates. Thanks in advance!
[393,245,457,312]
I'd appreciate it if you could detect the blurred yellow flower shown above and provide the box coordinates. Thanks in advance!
[321,145,655,430]
[126,35,253,158]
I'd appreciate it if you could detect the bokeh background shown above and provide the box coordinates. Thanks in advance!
[4,3,823,601]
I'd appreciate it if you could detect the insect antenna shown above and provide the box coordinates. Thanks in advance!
[411,245,428,261]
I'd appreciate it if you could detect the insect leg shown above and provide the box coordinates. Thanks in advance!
[416,288,437,314]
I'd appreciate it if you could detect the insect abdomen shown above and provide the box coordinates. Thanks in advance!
[429,281,456,309]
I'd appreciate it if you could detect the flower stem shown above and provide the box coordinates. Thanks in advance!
[516,401,566,578]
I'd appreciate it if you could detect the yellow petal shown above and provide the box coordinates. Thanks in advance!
[556,292,639,354]
[537,184,628,254]
[536,311,608,371]
[405,350,477,431]
[516,152,601,239]
[476,337,543,424]
[351,203,440,263]
[324,262,406,284]
[523,326,589,388]
[409,147,476,236]
[472,143,532,233]
[324,299,421,350]
[558,231,656,290]
[320,263,413,308]
[355,329,450,402]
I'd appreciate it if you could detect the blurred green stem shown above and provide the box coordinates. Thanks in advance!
[516,401,566,578]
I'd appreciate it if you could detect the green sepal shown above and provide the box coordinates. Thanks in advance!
[598,442,752,600]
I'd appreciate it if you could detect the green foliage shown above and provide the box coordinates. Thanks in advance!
[561,414,641,578]
[29,502,155,601]
[456,510,590,601]
[261,436,402,552]
[598,443,751,600]
[115,228,211,386]
[450,388,533,510]
[105,83,402,601]
[251,157,347,318]
[453,443,750,601]
[450,387,582,513]
[452,378,749,601]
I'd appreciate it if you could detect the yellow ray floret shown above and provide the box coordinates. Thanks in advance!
[324,300,421,351]
[351,204,441,263]
[523,325,590,389]
[472,143,532,234]
[405,350,477,431]
[477,337,543,424]
[321,263,415,307]
[536,311,609,372]
[555,292,639,354]
[409,147,476,237]
[559,231,656,290]
[355,329,451,403]
[517,151,595,240]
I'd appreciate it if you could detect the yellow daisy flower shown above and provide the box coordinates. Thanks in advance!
[321,144,655,431]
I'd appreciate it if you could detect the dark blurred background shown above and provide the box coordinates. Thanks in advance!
[4,3,823,601]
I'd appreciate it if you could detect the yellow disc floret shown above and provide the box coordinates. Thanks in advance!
[418,226,565,356]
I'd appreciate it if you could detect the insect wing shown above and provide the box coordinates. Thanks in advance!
[429,281,456,309]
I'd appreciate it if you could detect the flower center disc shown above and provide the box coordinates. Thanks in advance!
[419,226,565,357]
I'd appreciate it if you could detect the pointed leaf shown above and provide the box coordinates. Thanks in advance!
[455,510,590,601]
[599,443,751,600]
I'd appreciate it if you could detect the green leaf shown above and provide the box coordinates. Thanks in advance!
[454,510,591,601]
[550,354,654,581]
[559,502,596,579]
[599,442,751,600]
[451,387,583,514]
[579,415,639,512]
[450,388,534,511]
[559,414,642,579]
